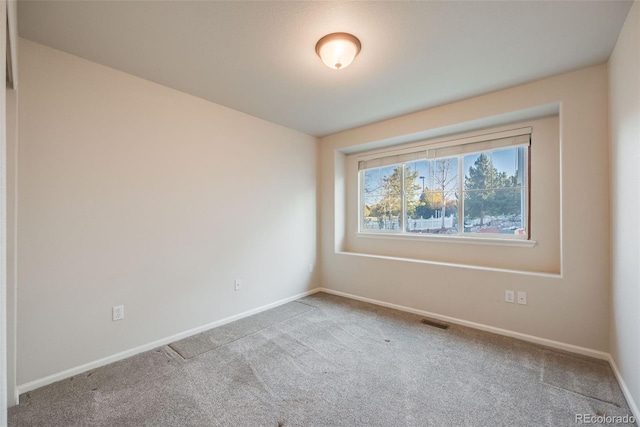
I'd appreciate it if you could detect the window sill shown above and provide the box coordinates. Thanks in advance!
[355,232,537,248]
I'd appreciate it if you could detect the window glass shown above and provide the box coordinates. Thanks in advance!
[462,147,526,235]
[405,159,459,234]
[362,165,403,231]
[359,143,528,239]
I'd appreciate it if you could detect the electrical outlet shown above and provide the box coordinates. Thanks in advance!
[517,291,527,305]
[234,279,242,291]
[112,305,124,321]
[505,290,515,303]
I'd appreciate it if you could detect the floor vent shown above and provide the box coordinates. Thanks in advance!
[420,318,450,330]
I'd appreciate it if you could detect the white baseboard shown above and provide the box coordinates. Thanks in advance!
[17,285,637,419]
[16,287,323,399]
[608,355,640,421]
[323,287,640,416]
[331,280,640,414]
[318,287,610,360]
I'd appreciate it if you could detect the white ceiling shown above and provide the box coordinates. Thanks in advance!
[18,1,633,137]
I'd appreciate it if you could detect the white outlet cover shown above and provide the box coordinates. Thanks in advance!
[517,291,527,305]
[505,290,515,303]
[234,279,242,291]
[112,305,124,321]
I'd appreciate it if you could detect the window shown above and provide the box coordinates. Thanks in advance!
[358,128,530,239]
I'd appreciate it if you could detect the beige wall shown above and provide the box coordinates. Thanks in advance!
[320,65,611,352]
[12,11,637,412]
[609,0,640,417]
[16,39,318,386]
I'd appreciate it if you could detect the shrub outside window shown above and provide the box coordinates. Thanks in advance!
[359,129,530,239]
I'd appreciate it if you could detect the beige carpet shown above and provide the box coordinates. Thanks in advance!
[9,293,637,427]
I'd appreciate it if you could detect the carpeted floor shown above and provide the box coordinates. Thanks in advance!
[8,292,637,427]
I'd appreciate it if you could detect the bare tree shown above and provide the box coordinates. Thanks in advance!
[431,158,458,229]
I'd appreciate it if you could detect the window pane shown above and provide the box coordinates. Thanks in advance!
[359,138,528,239]
[463,146,526,235]
[361,165,402,231]
[408,158,458,234]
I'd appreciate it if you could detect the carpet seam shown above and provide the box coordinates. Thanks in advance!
[540,381,623,408]
[163,344,186,361]
[292,300,319,309]
[170,304,318,360]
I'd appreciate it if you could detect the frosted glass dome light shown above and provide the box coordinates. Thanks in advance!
[315,33,361,70]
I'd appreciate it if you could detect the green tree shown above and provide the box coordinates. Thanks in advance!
[415,188,444,218]
[369,165,420,229]
[404,166,421,218]
[464,153,495,225]
[465,153,521,225]
[493,172,520,217]
[415,189,435,219]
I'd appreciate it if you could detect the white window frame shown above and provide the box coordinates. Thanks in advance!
[357,127,531,241]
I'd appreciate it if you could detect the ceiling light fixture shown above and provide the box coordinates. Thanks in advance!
[315,32,361,70]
